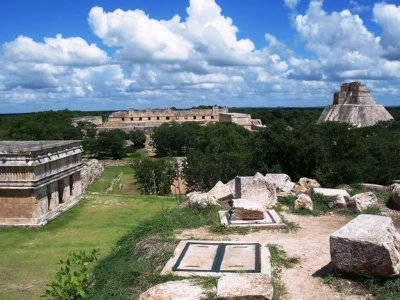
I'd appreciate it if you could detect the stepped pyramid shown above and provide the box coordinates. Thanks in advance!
[318,82,394,127]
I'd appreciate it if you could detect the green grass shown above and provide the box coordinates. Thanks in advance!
[123,149,149,161]
[87,166,137,194]
[0,166,176,300]
[362,206,382,215]
[87,204,220,299]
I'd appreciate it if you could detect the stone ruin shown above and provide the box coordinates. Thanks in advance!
[318,81,394,127]
[0,141,84,226]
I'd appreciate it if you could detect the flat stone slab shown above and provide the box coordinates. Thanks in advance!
[139,279,210,300]
[162,240,271,277]
[217,273,273,300]
[219,210,286,229]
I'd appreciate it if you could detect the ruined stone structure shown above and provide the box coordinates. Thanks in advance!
[318,82,394,127]
[0,141,83,226]
[71,116,103,127]
[219,112,264,130]
[101,106,263,131]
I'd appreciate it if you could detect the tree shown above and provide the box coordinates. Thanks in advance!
[183,123,253,191]
[128,130,146,149]
[133,157,178,195]
[152,122,201,156]
[95,129,127,159]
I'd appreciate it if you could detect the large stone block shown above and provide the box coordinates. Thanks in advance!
[299,177,320,189]
[294,193,313,211]
[186,191,217,206]
[392,184,400,208]
[235,173,277,209]
[231,199,264,220]
[330,214,400,277]
[313,188,350,209]
[139,280,208,300]
[265,173,295,192]
[347,192,378,213]
[208,181,233,202]
[217,274,273,300]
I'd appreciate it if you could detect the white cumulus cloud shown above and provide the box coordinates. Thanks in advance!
[88,0,258,66]
[2,34,107,66]
[373,2,400,60]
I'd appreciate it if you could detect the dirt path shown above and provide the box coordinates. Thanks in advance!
[177,213,374,300]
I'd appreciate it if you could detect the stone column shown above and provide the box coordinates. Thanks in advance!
[61,177,71,203]
[71,172,82,197]
[47,182,59,211]
[34,186,48,218]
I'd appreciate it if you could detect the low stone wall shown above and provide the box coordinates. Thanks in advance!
[101,160,133,167]
[81,159,105,191]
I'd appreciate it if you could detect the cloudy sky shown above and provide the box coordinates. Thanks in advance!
[0,0,399,113]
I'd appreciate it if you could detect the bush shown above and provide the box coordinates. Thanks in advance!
[133,157,178,195]
[95,129,127,159]
[152,122,200,156]
[128,130,146,149]
[43,249,99,300]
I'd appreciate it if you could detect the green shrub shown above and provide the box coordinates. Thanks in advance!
[133,157,178,195]
[43,249,99,300]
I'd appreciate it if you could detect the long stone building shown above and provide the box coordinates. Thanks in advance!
[101,106,263,131]
[0,141,83,226]
[318,82,394,127]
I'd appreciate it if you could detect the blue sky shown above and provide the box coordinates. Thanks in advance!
[0,0,399,112]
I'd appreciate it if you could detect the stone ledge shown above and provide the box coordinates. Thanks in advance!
[219,210,286,229]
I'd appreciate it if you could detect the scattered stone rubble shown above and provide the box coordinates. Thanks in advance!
[299,177,321,189]
[392,184,400,208]
[313,188,350,209]
[230,199,265,220]
[330,214,400,278]
[185,191,217,206]
[264,173,295,192]
[208,181,234,202]
[347,192,378,213]
[235,173,277,210]
[294,194,313,211]
[81,159,104,191]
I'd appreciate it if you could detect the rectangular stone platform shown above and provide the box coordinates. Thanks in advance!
[219,209,286,229]
[162,240,271,277]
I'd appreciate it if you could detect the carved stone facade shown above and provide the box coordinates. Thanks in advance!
[0,141,83,226]
[219,112,264,130]
[318,82,394,127]
[71,116,103,127]
[101,106,263,131]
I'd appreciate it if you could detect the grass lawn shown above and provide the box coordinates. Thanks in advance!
[0,166,177,300]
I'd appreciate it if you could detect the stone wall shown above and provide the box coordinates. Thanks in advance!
[81,159,105,191]
[101,160,132,167]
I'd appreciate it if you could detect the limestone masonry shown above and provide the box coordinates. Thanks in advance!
[101,106,263,131]
[71,116,103,127]
[318,82,394,127]
[0,141,83,226]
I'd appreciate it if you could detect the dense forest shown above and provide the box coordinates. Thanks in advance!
[1,107,399,188]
